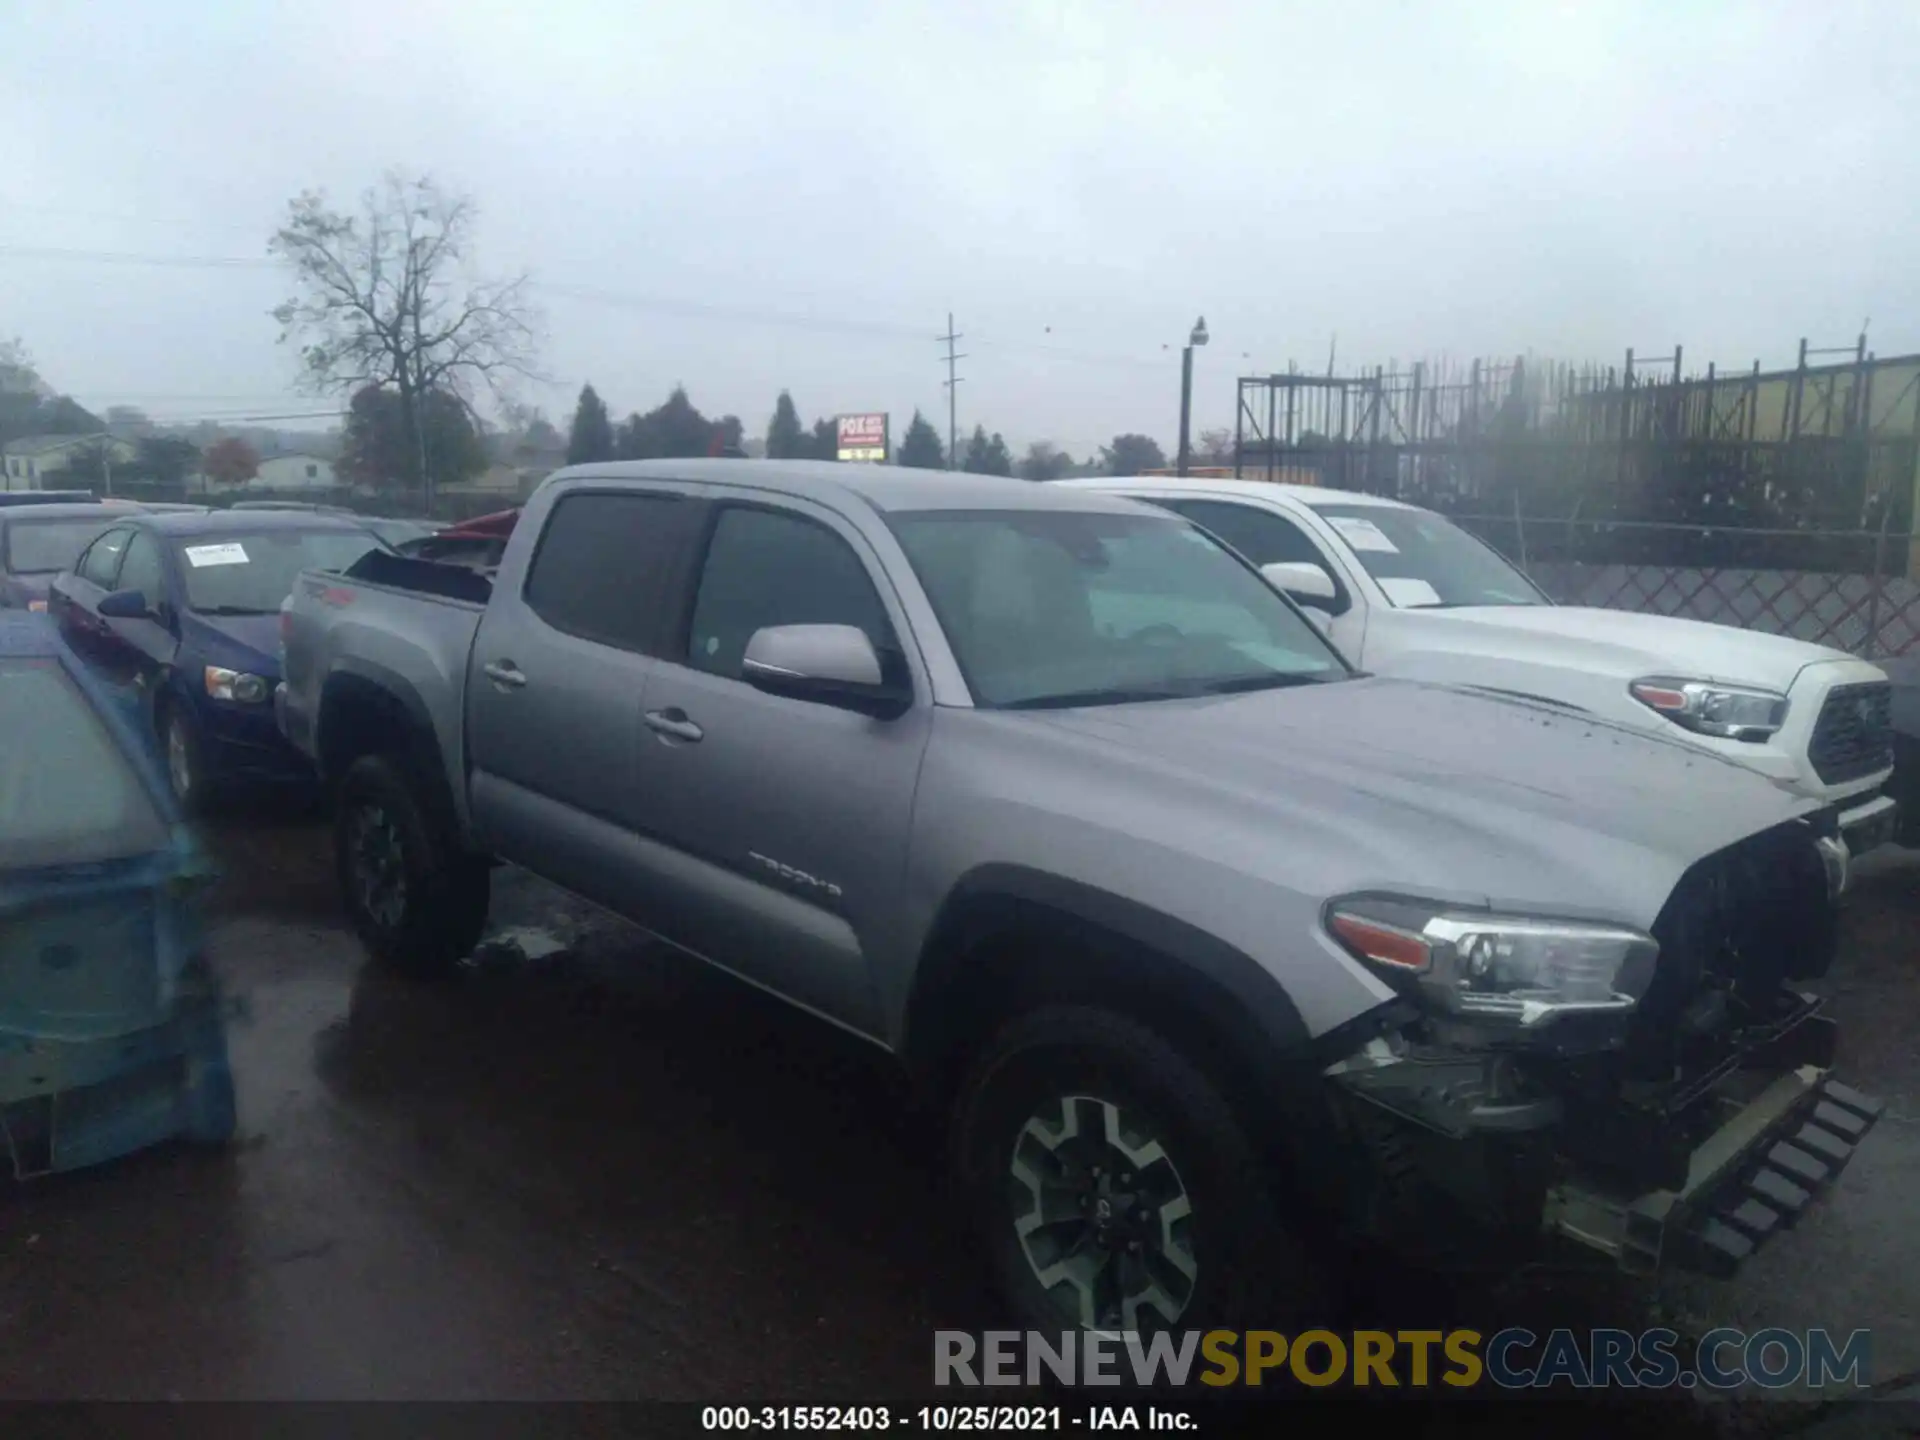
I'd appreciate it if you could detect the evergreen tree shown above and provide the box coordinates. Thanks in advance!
[897,409,945,469]
[766,391,806,458]
[566,383,614,463]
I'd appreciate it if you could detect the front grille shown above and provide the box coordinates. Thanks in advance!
[1807,681,1893,785]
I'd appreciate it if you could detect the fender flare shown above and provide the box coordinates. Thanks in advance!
[906,863,1316,1065]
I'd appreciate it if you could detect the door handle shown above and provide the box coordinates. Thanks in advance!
[644,708,704,743]
[482,660,527,689]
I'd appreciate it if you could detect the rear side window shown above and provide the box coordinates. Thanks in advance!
[523,491,691,653]
[0,659,169,867]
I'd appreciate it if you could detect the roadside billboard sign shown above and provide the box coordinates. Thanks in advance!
[836,413,889,463]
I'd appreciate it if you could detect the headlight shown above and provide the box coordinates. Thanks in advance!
[1630,676,1787,741]
[204,666,269,704]
[1327,896,1658,1027]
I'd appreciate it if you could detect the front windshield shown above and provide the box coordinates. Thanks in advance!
[174,528,383,614]
[890,510,1347,709]
[5,517,118,574]
[1309,504,1546,608]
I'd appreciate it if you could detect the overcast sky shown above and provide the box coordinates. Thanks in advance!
[3,1,1916,459]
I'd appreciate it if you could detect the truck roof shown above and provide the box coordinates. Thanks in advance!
[544,459,1154,516]
[1055,475,1415,510]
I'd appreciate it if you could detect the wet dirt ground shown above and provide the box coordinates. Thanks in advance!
[0,808,1915,1431]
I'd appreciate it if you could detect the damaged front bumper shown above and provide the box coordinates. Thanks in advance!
[1329,996,1883,1280]
[1544,1068,1882,1278]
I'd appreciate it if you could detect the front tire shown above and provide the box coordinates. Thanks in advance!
[335,754,490,979]
[162,702,215,814]
[952,1005,1322,1334]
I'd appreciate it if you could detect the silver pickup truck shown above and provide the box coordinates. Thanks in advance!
[278,459,1879,1332]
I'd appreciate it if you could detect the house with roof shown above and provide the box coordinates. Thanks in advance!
[2,433,137,490]
[251,452,338,491]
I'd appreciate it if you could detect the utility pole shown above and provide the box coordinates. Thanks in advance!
[1177,316,1209,477]
[939,313,966,469]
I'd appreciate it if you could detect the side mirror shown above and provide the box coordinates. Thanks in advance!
[1261,561,1337,609]
[741,624,911,717]
[98,587,152,620]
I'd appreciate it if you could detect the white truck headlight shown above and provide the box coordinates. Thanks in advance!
[1327,896,1659,1027]
[204,666,269,704]
[1630,676,1787,741]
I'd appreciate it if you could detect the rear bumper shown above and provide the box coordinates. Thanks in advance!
[1543,1069,1882,1278]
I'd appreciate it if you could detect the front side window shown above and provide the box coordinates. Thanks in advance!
[114,532,166,606]
[77,528,133,587]
[4,517,118,574]
[684,506,896,679]
[1308,504,1546,608]
[173,528,381,614]
[0,659,169,867]
[890,509,1346,709]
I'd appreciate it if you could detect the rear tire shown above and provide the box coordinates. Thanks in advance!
[335,754,490,979]
[951,1004,1325,1334]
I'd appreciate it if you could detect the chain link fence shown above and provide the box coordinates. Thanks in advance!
[1450,513,1920,659]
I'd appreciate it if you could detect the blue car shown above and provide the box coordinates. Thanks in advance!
[46,510,387,809]
[0,613,235,1177]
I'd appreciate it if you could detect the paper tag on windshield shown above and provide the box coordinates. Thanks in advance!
[1325,516,1398,553]
[183,543,250,568]
[1379,577,1442,607]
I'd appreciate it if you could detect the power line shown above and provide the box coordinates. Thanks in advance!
[938,313,965,468]
[0,243,275,270]
[0,242,1187,373]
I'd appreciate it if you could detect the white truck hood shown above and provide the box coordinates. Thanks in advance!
[1371,605,1851,692]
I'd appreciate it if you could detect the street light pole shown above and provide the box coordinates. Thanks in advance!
[1177,316,1208,477]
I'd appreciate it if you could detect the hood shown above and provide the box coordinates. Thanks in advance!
[1384,605,1850,690]
[1011,677,1822,925]
[182,611,282,676]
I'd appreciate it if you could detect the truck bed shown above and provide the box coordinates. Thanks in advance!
[276,551,491,830]
[339,547,495,604]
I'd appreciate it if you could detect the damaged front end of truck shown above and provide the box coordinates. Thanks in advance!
[1319,814,1880,1278]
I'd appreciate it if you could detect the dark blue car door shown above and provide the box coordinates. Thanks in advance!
[50,525,134,664]
[101,530,181,711]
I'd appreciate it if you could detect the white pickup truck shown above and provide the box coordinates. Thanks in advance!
[1064,477,1898,871]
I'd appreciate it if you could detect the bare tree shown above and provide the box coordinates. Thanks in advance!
[269,172,542,507]
[1195,427,1236,465]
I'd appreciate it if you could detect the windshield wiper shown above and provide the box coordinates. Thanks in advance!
[1001,686,1199,711]
[195,605,276,616]
[1002,673,1335,709]
[1184,672,1340,695]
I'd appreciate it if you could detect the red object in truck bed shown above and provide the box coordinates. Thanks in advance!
[436,508,519,539]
